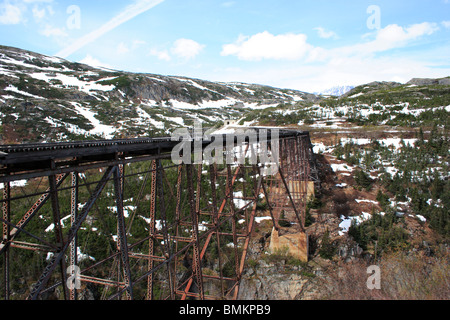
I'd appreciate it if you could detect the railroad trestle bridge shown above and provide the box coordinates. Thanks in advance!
[0,128,318,300]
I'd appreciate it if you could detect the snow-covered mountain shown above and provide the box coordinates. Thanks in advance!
[316,85,355,97]
[1,45,449,144]
[0,45,319,143]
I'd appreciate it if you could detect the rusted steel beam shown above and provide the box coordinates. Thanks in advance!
[27,166,115,300]
[2,179,10,300]
[0,173,68,255]
[233,173,263,300]
[80,275,125,288]
[156,159,175,299]
[113,165,133,300]
[227,165,240,282]
[147,160,157,300]
[9,241,55,252]
[0,154,172,184]
[209,163,225,298]
[185,164,204,300]
[128,252,166,262]
[48,170,69,300]
[69,172,78,301]
[180,163,242,300]
[2,130,315,300]
[278,166,305,232]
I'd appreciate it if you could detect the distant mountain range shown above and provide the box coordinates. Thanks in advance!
[316,85,355,97]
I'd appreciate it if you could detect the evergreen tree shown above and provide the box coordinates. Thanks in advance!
[319,228,336,259]
[354,169,373,191]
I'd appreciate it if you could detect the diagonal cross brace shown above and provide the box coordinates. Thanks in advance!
[27,166,114,300]
[0,174,68,255]
[112,165,134,300]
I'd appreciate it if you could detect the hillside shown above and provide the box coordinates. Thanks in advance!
[0,45,317,143]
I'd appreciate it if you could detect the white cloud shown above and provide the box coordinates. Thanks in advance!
[149,48,171,61]
[147,38,204,62]
[314,27,338,39]
[39,24,67,37]
[0,0,54,25]
[378,22,438,45]
[131,39,146,49]
[32,5,45,20]
[337,22,439,56]
[221,31,313,61]
[28,2,63,41]
[442,21,450,28]
[46,4,54,15]
[0,1,24,25]
[31,2,54,20]
[79,54,114,70]
[217,53,449,94]
[117,42,130,55]
[221,1,235,7]
[116,40,146,55]
[55,0,165,58]
[218,22,447,92]
[171,38,205,60]
[222,22,439,64]
[23,0,53,3]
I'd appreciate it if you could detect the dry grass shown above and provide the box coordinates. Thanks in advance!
[320,249,449,300]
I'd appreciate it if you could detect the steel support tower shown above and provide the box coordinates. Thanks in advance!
[0,128,317,300]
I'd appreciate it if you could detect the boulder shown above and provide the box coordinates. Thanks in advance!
[269,227,308,262]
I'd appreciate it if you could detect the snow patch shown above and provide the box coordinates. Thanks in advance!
[339,212,372,236]
[330,163,354,172]
[71,102,116,139]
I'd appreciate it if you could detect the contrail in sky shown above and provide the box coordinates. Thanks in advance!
[56,0,165,58]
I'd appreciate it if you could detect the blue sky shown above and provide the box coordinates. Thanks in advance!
[1,0,449,92]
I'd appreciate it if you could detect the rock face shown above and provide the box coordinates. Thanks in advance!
[237,258,323,300]
[234,230,325,300]
[269,227,308,262]
[407,77,450,86]
[238,273,307,300]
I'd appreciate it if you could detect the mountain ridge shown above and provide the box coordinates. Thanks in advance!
[315,85,355,97]
[1,45,449,143]
[0,45,318,142]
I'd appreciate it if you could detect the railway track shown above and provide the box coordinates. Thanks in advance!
[0,128,311,182]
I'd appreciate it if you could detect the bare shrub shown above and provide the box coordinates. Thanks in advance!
[320,250,449,300]
[332,191,351,217]
[377,250,449,300]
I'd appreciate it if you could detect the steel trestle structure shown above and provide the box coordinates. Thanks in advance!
[0,129,318,300]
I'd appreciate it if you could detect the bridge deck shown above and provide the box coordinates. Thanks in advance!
[0,129,310,182]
